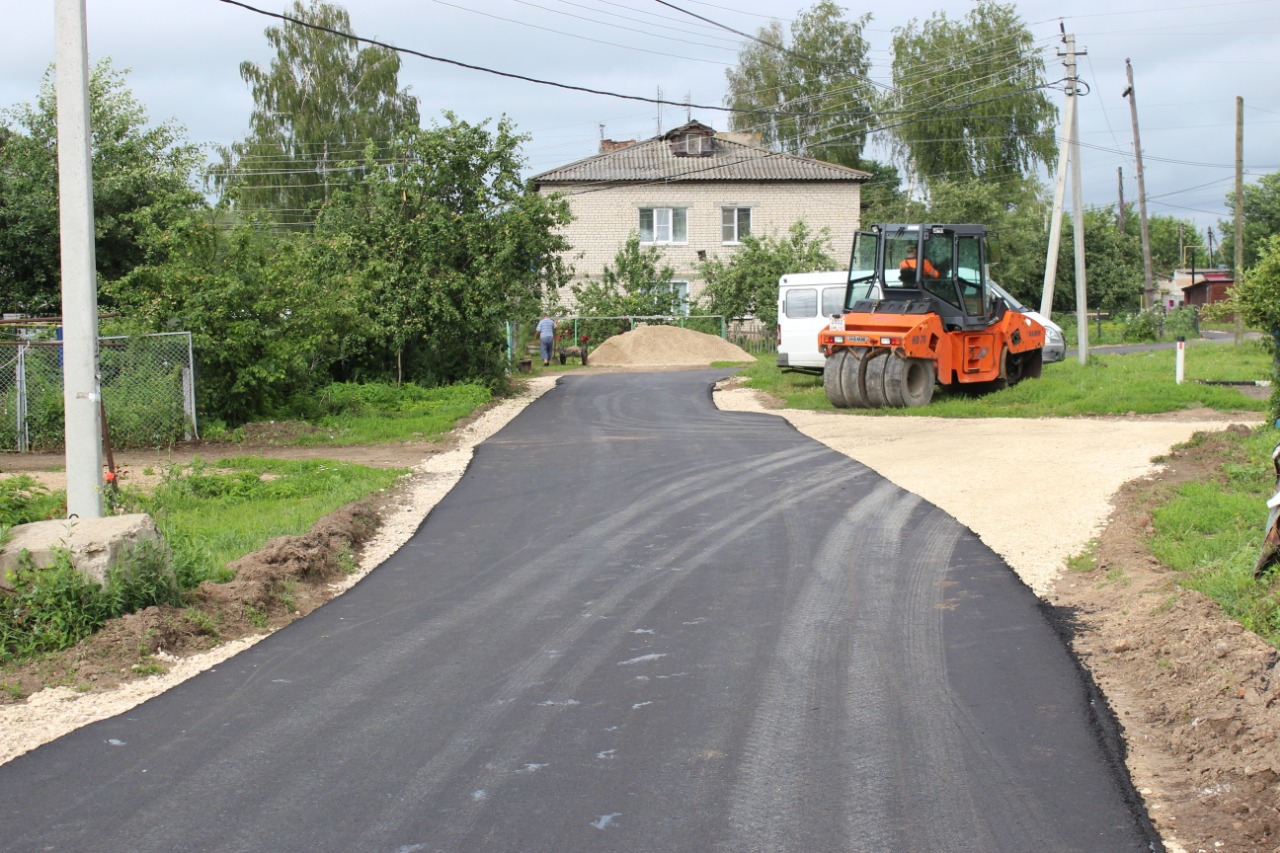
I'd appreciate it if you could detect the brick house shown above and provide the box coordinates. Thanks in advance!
[529,120,869,310]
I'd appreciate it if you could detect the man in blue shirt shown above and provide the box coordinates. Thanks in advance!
[536,314,556,366]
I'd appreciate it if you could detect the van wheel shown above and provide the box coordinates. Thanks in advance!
[824,349,851,408]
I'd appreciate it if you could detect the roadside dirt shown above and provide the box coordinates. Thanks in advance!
[1,356,1276,853]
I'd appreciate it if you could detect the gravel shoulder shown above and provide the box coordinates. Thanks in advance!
[2,369,1275,853]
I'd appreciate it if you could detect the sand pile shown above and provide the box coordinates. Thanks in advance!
[588,324,753,366]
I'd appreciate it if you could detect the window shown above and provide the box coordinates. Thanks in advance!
[821,286,845,317]
[667,280,690,315]
[722,207,751,243]
[639,208,687,244]
[784,288,818,319]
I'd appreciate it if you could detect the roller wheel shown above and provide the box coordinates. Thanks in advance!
[886,356,936,408]
[824,349,851,408]
[840,347,870,408]
[862,349,891,408]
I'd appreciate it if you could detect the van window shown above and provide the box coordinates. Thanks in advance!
[784,288,818,318]
[821,287,844,317]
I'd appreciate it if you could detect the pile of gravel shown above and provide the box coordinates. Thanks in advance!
[588,324,753,366]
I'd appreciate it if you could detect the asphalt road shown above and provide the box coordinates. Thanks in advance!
[0,369,1159,852]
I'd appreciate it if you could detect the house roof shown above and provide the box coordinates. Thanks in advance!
[530,121,871,186]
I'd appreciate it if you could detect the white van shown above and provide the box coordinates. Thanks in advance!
[776,271,876,372]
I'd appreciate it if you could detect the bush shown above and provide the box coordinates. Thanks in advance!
[0,476,64,529]
[0,541,182,662]
[1120,308,1162,342]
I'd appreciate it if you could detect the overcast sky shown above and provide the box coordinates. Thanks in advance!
[3,0,1277,262]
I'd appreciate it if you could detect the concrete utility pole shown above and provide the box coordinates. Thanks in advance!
[1041,30,1089,364]
[54,0,104,519]
[1235,95,1245,343]
[1123,59,1156,310]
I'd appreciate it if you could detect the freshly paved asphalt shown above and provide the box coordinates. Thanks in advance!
[0,369,1159,852]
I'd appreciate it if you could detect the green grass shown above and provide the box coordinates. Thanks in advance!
[737,338,1271,418]
[1148,427,1280,646]
[134,457,406,588]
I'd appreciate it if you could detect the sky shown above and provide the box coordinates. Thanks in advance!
[2,0,1277,266]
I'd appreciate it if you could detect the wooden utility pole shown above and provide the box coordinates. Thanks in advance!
[1117,167,1126,231]
[1123,59,1155,309]
[1235,96,1245,343]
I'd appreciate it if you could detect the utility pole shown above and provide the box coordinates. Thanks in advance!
[54,0,103,519]
[1041,29,1088,363]
[1117,167,1126,232]
[1235,95,1245,343]
[1123,59,1155,309]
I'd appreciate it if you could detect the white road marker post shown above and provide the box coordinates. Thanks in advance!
[1175,336,1185,385]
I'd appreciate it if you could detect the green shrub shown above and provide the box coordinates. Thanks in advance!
[0,541,183,663]
[0,476,64,528]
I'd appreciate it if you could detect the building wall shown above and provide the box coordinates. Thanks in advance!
[538,180,861,306]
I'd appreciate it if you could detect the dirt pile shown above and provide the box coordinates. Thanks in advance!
[588,324,752,366]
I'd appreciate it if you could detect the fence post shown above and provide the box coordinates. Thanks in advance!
[16,343,28,453]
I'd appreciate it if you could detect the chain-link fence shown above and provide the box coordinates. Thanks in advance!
[0,332,196,453]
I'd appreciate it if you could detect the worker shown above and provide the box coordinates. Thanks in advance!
[900,244,940,279]
[536,313,556,366]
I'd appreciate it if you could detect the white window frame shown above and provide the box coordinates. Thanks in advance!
[722,206,752,244]
[667,280,690,315]
[639,207,688,244]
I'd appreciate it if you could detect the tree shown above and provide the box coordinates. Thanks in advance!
[1218,171,1280,270]
[724,2,875,167]
[889,1,1057,192]
[213,0,419,225]
[1224,233,1280,420]
[924,176,1050,305]
[314,115,572,386]
[1054,207,1143,314]
[698,221,834,329]
[113,114,572,420]
[572,235,682,326]
[0,60,205,313]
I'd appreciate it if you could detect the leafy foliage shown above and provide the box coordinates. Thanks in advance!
[889,1,1057,191]
[212,0,419,225]
[1219,171,1280,269]
[724,2,875,167]
[111,116,570,423]
[698,221,835,328]
[571,234,683,339]
[0,544,182,663]
[0,59,205,313]
[0,476,64,529]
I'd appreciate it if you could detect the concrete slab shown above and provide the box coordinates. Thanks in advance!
[0,514,164,587]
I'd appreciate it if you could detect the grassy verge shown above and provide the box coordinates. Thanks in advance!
[126,457,407,589]
[737,338,1271,418]
[1147,428,1280,646]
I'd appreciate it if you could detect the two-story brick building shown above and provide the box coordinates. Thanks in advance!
[530,120,869,309]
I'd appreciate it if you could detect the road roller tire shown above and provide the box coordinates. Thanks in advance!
[823,349,851,408]
[840,347,871,408]
[862,349,891,408]
[887,356,936,407]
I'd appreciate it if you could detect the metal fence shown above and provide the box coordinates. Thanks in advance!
[0,332,196,453]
